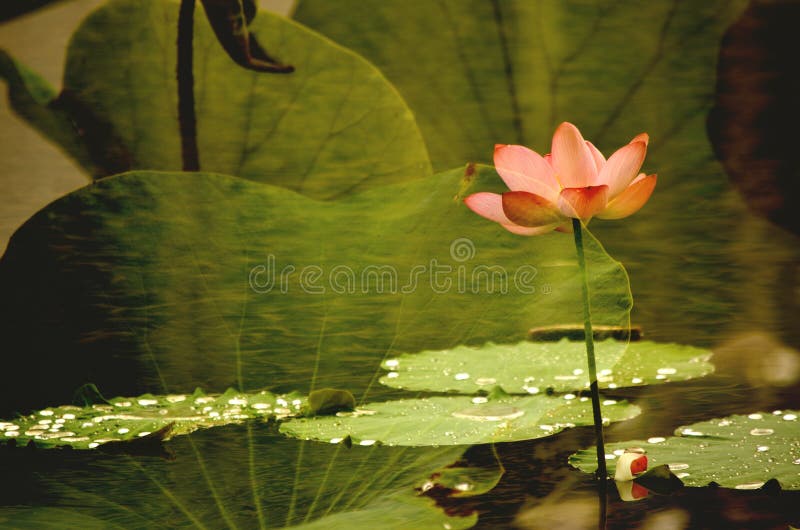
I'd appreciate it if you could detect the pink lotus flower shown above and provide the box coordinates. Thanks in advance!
[464,122,657,235]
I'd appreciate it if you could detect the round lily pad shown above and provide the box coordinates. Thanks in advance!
[379,339,714,394]
[569,410,800,489]
[280,394,640,446]
[0,388,305,450]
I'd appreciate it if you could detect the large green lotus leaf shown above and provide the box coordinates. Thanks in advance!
[0,424,475,529]
[293,0,800,351]
[379,339,714,394]
[569,410,800,489]
[0,0,431,197]
[294,0,746,172]
[0,387,305,450]
[0,167,631,415]
[280,394,640,446]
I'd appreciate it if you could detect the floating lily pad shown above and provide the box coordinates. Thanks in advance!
[0,388,305,449]
[379,339,714,394]
[569,410,800,489]
[0,0,431,196]
[0,167,631,414]
[280,394,640,446]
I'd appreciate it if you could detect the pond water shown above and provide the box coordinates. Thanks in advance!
[1,0,799,529]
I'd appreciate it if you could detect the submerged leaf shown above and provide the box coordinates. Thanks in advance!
[0,426,476,529]
[0,388,305,449]
[569,410,800,489]
[379,339,714,394]
[307,388,356,416]
[280,394,640,446]
[429,462,504,498]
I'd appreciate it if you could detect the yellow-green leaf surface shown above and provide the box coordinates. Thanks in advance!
[1,0,431,198]
[570,410,800,489]
[379,339,714,394]
[0,166,630,415]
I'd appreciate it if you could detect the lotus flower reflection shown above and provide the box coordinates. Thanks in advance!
[465,122,657,235]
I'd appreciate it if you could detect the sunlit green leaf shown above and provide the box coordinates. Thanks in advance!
[280,394,640,446]
[0,388,304,450]
[0,0,431,197]
[0,166,631,415]
[379,339,714,394]
[569,410,800,489]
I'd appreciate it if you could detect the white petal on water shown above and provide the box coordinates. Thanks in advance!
[748,413,763,420]
[657,367,677,375]
[647,437,666,444]
[454,373,470,381]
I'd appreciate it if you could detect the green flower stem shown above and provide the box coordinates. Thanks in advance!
[177,0,200,171]
[571,217,607,480]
